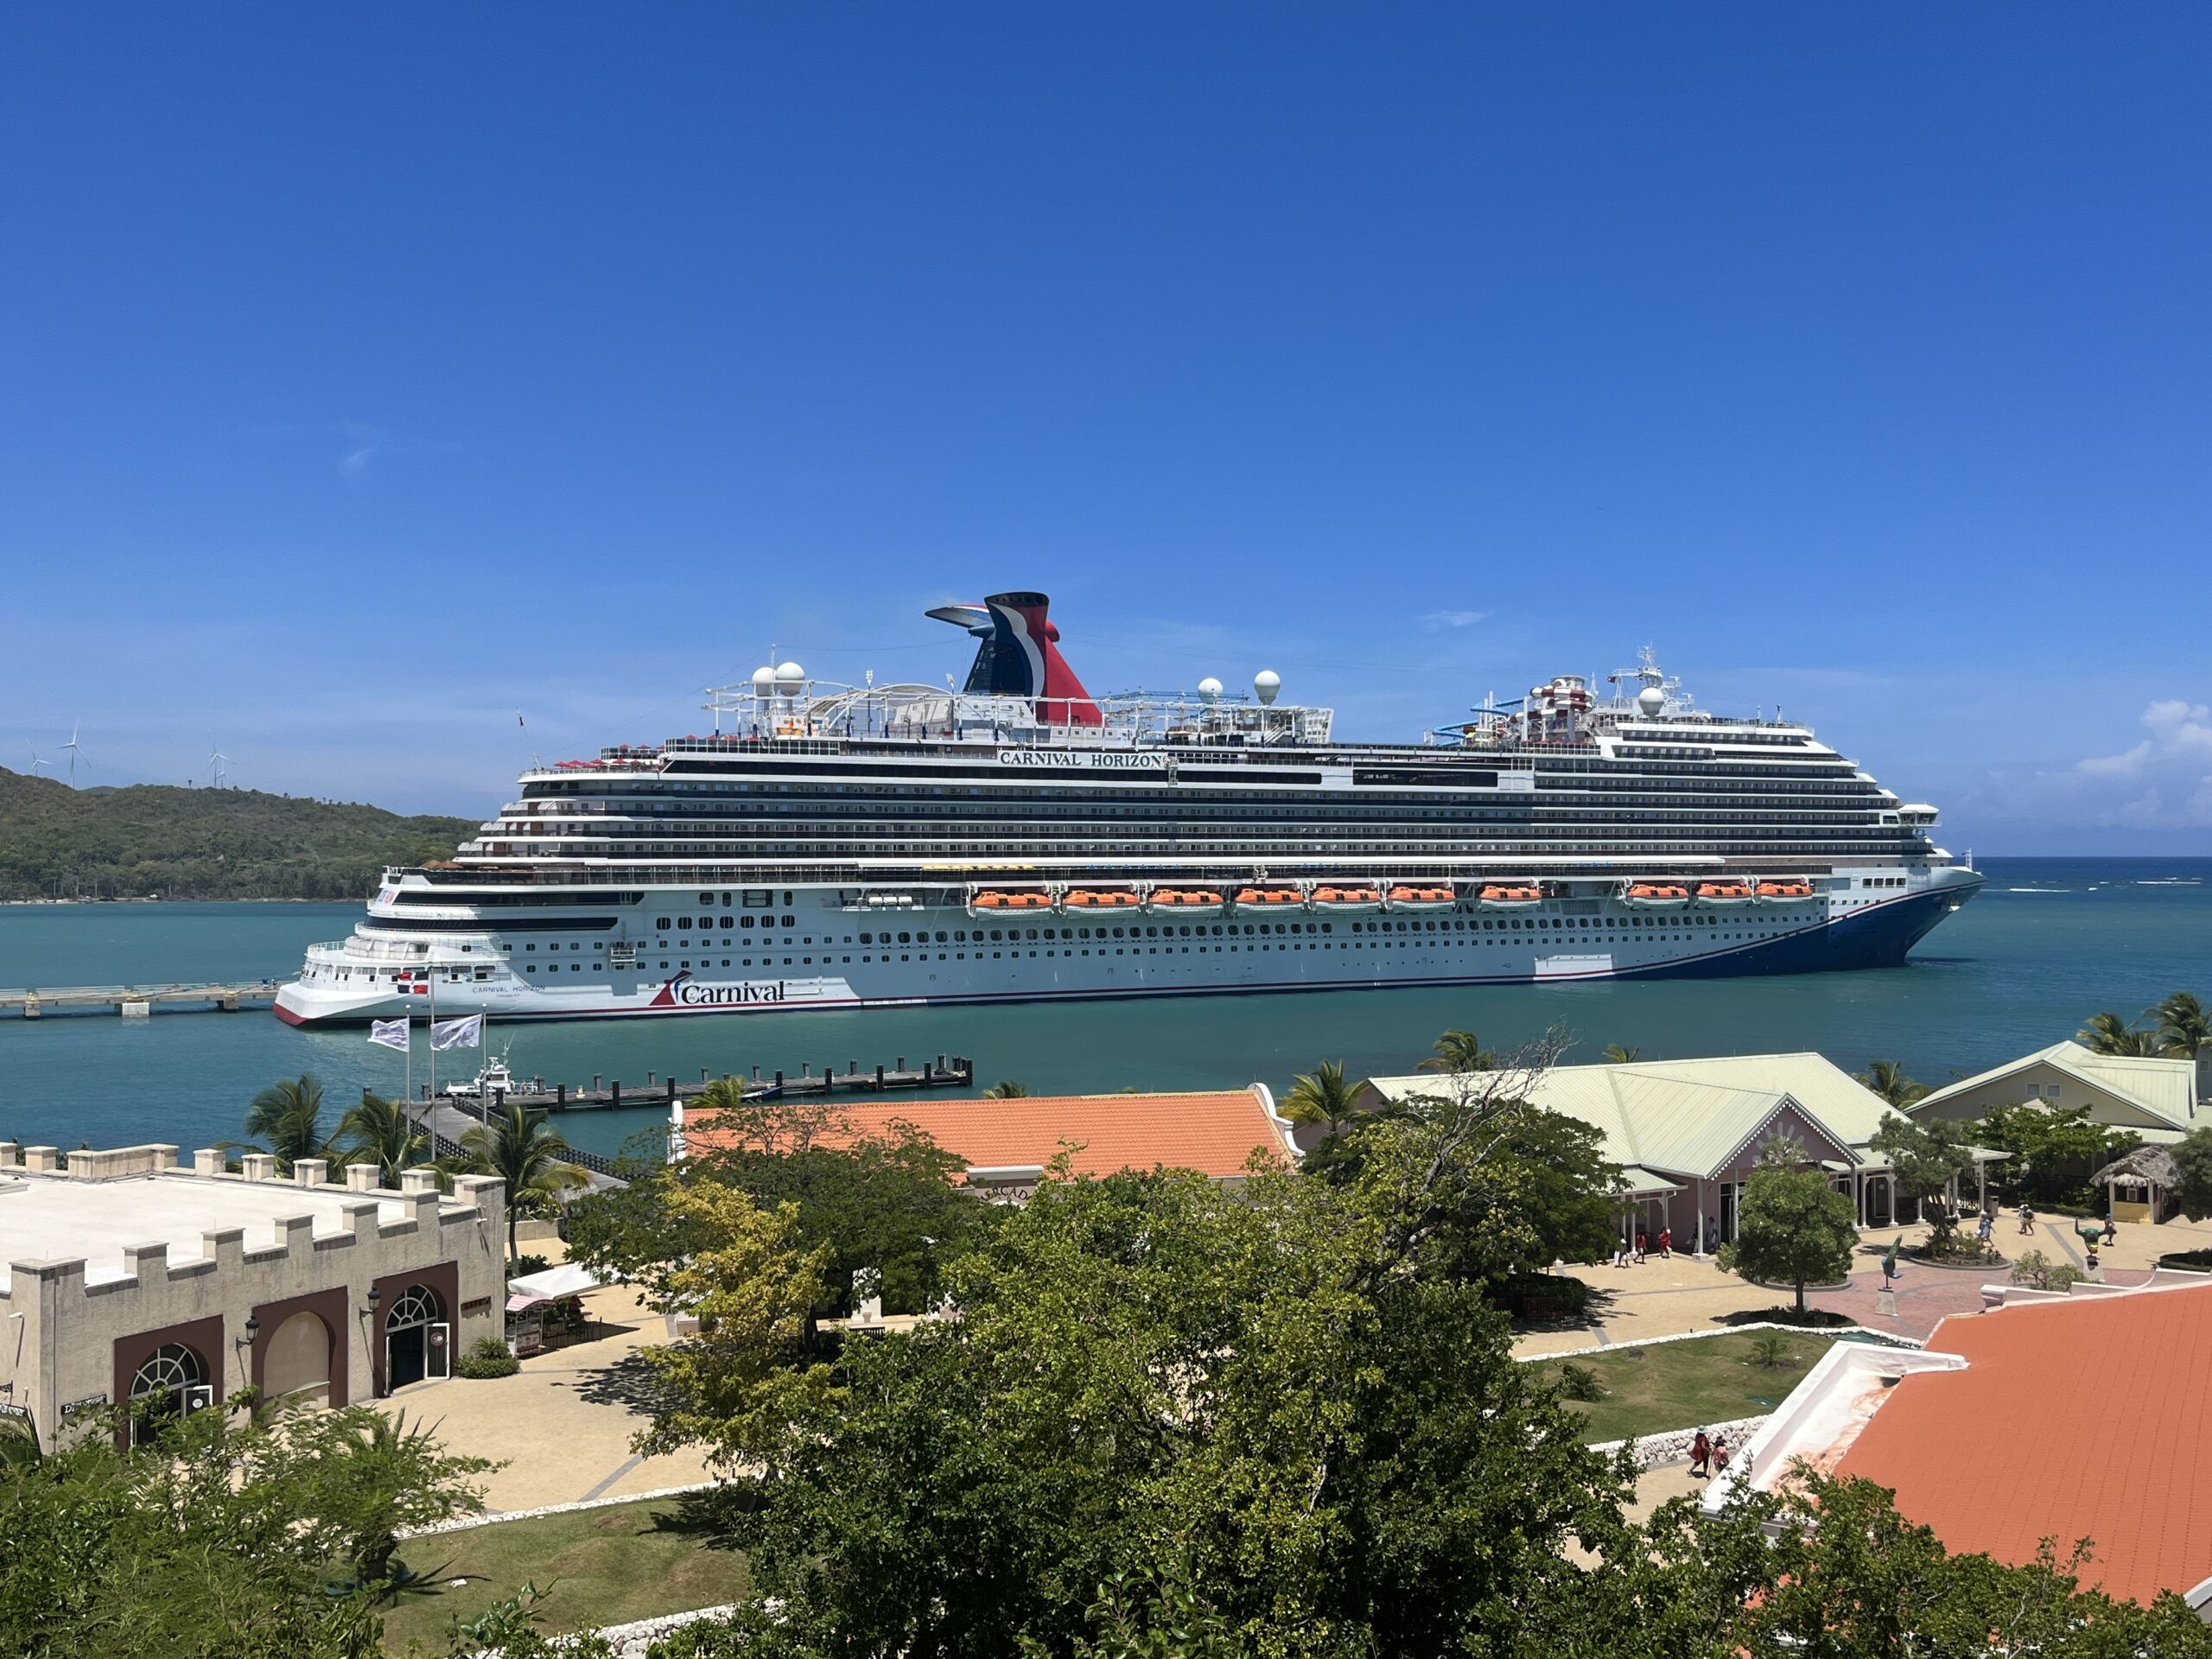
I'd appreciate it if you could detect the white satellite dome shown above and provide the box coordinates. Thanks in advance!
[1254,670,1281,706]
[774,661,805,697]
[1637,685,1665,717]
[1197,676,1224,702]
[751,665,778,696]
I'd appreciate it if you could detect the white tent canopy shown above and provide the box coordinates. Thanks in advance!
[505,1262,607,1311]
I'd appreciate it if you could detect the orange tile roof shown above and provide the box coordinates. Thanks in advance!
[686,1088,1292,1183]
[1836,1285,2212,1609]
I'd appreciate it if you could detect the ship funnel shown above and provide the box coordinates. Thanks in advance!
[930,591,1102,727]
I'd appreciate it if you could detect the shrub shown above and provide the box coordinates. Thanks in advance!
[1749,1332,1794,1370]
[512,1253,552,1276]
[2008,1249,2082,1293]
[2155,1248,2212,1274]
[1556,1362,1605,1402]
[455,1336,521,1379]
[1491,1273,1590,1320]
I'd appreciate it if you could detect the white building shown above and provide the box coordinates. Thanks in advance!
[0,1141,505,1450]
[1907,1041,2202,1144]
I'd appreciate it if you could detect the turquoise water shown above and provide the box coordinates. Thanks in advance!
[1,861,2205,1158]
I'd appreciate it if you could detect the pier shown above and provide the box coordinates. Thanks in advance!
[410,1054,975,1116]
[0,981,284,1019]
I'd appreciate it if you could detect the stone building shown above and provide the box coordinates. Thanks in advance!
[0,1141,505,1450]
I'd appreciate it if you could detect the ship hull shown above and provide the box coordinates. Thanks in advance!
[274,869,1982,1027]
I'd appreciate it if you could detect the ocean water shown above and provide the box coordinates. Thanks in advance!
[0,861,2205,1160]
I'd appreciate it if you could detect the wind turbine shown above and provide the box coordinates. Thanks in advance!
[207,745,231,790]
[58,722,88,787]
[24,741,53,779]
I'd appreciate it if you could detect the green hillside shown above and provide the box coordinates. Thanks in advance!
[0,768,479,901]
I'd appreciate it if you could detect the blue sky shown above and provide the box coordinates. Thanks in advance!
[4,6,2208,852]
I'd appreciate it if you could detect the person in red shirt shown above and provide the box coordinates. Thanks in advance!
[1689,1429,1712,1477]
[1658,1227,1673,1259]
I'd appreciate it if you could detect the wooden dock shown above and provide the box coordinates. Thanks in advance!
[0,981,284,1018]
[416,1054,976,1116]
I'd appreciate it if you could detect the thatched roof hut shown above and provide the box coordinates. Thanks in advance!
[2089,1142,2183,1222]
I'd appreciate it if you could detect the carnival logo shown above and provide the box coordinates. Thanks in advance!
[648,971,791,1008]
[996,750,1167,770]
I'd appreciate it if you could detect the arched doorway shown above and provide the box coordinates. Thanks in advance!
[384,1284,450,1390]
[262,1311,334,1407]
[128,1343,210,1446]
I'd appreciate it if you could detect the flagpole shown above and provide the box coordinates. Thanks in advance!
[428,970,438,1102]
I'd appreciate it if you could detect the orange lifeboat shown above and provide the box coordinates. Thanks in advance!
[970,888,1053,912]
[1386,883,1458,912]
[1060,887,1141,912]
[1310,884,1383,912]
[1233,886,1308,911]
[1694,880,1755,907]
[1755,878,1818,905]
[1622,881,1691,909]
[1477,883,1543,910]
[1147,887,1226,918]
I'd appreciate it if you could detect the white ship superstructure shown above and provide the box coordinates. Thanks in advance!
[276,594,1981,1027]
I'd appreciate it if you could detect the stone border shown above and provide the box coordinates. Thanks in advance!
[399,1481,718,1541]
[1592,1414,1770,1471]
[465,1603,741,1657]
[1514,1320,1921,1366]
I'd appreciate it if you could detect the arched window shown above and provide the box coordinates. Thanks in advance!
[386,1285,441,1332]
[129,1343,207,1443]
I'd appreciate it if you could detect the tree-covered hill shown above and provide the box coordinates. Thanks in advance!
[0,767,479,900]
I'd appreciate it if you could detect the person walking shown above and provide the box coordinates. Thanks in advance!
[2018,1202,2035,1236]
[1658,1226,1673,1260]
[1978,1209,1993,1245]
[1635,1229,1649,1264]
[2102,1215,2119,1247]
[1689,1429,1712,1478]
[1712,1435,1731,1475]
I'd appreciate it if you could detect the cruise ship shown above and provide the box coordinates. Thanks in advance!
[275,592,1982,1027]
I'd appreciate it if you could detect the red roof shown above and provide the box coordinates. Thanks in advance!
[687,1088,1291,1183]
[1836,1284,2212,1609]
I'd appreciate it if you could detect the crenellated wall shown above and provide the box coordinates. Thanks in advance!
[0,1143,505,1450]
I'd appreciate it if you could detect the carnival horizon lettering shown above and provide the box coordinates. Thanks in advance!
[995,750,1168,770]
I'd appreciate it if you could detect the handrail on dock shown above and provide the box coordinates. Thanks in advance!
[1,980,283,1018]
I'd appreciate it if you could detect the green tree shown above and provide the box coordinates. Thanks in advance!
[1279,1057,1363,1137]
[1867,1112,1975,1249]
[1974,1101,2128,1208]
[1717,1141,1859,1313]
[1855,1058,1929,1108]
[2171,1124,2212,1222]
[460,1103,589,1263]
[2152,989,2211,1066]
[0,1398,489,1658]
[238,1074,342,1173]
[1600,1043,1642,1064]
[982,1079,1029,1098]
[1417,1027,1495,1073]
[2076,1010,2161,1057]
[337,1092,428,1186]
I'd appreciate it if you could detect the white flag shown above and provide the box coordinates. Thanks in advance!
[367,1018,410,1052]
[430,1014,483,1052]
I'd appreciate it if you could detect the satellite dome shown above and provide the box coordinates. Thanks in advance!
[1637,686,1665,717]
[1197,677,1224,702]
[751,665,778,695]
[1254,670,1281,707]
[774,661,805,697]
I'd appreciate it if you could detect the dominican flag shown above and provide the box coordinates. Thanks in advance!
[396,970,429,995]
[367,1018,410,1052]
[430,1014,483,1052]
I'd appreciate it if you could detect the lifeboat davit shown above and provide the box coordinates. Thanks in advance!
[1310,884,1383,913]
[1385,883,1458,912]
[1233,886,1309,912]
[1060,887,1141,912]
[969,888,1054,916]
[1755,879,1818,905]
[1147,887,1226,918]
[1694,880,1755,907]
[1477,883,1543,910]
[1622,881,1692,909]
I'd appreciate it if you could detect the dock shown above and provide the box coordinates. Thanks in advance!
[415,1055,975,1116]
[0,981,284,1019]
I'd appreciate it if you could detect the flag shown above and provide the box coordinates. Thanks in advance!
[430,1014,483,1052]
[367,1018,410,1052]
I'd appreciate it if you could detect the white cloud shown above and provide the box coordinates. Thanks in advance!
[1419,609,1489,630]
[2077,699,2212,778]
[339,445,377,475]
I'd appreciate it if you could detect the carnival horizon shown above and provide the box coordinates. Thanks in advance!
[276,593,1982,1027]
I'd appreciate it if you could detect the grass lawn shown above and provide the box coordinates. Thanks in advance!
[379,1496,748,1655]
[1531,1332,1838,1445]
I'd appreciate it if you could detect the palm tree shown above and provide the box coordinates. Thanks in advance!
[2077,1012,2162,1058]
[1417,1030,1493,1074]
[1601,1044,1643,1064]
[238,1074,341,1173]
[339,1093,429,1186]
[459,1103,590,1263]
[1282,1058,1364,1136]
[2150,991,2211,1066]
[1856,1059,1929,1109]
[982,1080,1028,1098]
